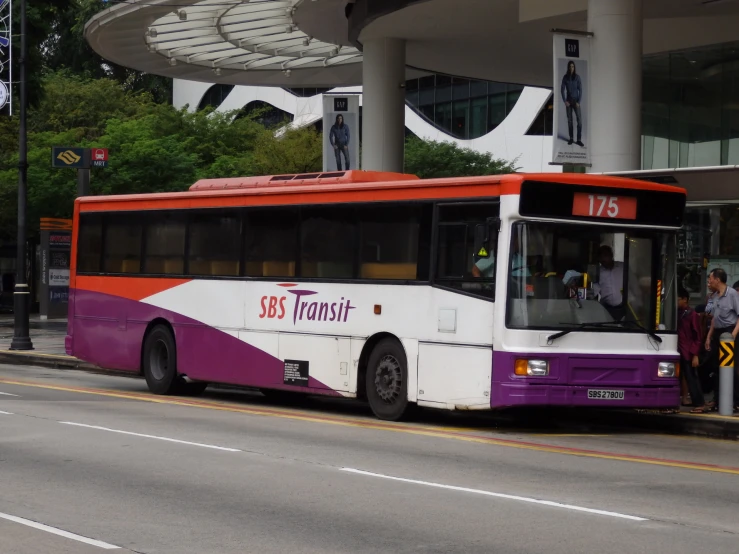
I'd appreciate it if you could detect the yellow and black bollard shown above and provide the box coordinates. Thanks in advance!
[718,333,735,416]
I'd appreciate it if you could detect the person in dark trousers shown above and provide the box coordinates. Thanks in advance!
[561,60,584,147]
[329,114,350,170]
[678,289,706,412]
[704,268,739,412]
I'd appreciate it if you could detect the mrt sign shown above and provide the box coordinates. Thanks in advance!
[52,146,89,169]
[91,148,109,168]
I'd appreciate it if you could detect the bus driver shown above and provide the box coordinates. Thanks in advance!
[593,245,626,320]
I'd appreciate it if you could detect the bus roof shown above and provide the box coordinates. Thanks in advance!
[76,171,686,213]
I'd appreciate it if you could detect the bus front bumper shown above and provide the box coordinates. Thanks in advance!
[491,383,680,409]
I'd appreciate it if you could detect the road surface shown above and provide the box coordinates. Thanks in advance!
[0,363,737,553]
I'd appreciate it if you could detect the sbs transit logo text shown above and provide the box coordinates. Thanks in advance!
[259,284,355,324]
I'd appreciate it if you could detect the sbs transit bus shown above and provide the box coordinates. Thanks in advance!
[67,170,685,421]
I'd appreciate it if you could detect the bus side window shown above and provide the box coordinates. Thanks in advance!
[435,202,500,299]
[358,204,421,281]
[103,216,142,274]
[244,208,298,278]
[77,214,103,273]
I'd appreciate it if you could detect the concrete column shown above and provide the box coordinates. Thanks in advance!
[361,38,406,172]
[588,0,642,172]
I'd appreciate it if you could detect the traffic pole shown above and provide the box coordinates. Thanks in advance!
[718,332,734,416]
[77,167,90,197]
[10,0,33,351]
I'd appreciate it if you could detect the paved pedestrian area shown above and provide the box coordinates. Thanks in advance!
[0,316,68,355]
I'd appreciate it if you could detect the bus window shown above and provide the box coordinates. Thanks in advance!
[435,202,499,299]
[77,213,102,273]
[143,212,185,275]
[186,210,241,277]
[103,216,142,274]
[300,207,355,279]
[244,208,298,277]
[358,205,421,280]
[506,222,677,331]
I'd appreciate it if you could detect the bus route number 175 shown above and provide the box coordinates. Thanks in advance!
[572,193,637,220]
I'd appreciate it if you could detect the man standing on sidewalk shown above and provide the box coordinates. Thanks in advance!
[705,268,739,412]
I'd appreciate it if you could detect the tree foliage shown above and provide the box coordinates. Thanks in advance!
[404,138,518,179]
[0,73,317,239]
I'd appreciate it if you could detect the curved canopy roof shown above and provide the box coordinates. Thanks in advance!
[86,0,739,88]
[85,0,364,86]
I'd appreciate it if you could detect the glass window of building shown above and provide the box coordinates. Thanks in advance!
[642,41,739,170]
[404,75,525,140]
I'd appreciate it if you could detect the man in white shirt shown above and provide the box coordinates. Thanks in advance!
[593,245,625,320]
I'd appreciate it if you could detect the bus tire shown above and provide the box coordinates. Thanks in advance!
[366,338,409,421]
[143,325,180,395]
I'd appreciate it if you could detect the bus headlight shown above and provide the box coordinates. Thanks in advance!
[515,359,549,376]
[658,362,677,378]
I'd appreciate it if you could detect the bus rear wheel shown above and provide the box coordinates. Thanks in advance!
[366,339,409,421]
[143,325,180,395]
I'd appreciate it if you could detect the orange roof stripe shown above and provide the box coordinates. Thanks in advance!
[76,172,685,213]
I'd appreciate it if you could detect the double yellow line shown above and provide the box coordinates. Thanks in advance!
[1,377,738,476]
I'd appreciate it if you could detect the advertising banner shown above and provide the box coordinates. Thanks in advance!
[322,94,360,172]
[552,33,591,166]
[39,219,72,319]
[0,0,11,115]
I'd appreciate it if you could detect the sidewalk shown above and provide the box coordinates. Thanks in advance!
[0,316,94,369]
[0,316,737,439]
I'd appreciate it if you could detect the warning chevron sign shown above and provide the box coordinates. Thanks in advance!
[719,341,735,367]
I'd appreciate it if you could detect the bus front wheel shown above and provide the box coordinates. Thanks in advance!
[366,338,409,421]
[143,325,180,395]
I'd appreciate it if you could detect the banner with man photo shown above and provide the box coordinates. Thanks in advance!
[322,94,359,172]
[552,33,591,166]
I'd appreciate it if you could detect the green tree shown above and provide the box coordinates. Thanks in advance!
[403,137,518,178]
[252,126,323,175]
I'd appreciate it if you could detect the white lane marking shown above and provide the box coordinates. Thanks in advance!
[59,422,241,452]
[0,410,14,415]
[0,511,120,549]
[341,468,647,522]
[0,391,19,397]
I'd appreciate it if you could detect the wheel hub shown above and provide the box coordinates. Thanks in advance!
[374,355,401,404]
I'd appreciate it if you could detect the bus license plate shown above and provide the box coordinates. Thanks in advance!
[587,389,625,400]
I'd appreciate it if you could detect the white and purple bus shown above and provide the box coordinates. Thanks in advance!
[67,170,685,420]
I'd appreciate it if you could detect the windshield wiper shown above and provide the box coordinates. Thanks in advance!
[618,319,663,344]
[546,320,663,344]
[547,321,622,343]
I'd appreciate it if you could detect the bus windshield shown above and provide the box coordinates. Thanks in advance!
[505,222,677,332]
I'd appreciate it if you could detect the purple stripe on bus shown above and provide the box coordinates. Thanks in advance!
[67,288,342,396]
[491,351,680,409]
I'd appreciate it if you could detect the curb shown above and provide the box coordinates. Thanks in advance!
[0,351,99,371]
[593,409,739,441]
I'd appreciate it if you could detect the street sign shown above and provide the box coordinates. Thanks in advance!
[91,147,109,168]
[52,146,89,169]
[719,339,734,367]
